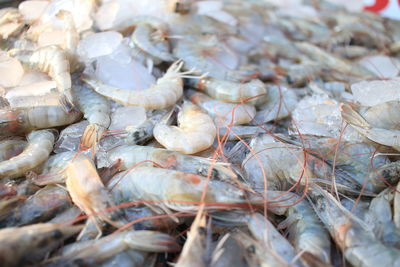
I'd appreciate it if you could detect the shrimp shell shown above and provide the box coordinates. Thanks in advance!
[82,60,184,110]
[188,77,267,106]
[0,130,55,179]
[0,105,82,136]
[154,101,216,154]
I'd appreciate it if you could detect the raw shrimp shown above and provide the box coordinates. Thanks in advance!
[31,151,76,186]
[106,144,237,181]
[65,154,126,239]
[176,212,210,267]
[187,89,256,126]
[368,188,400,249]
[0,185,72,227]
[82,60,186,110]
[309,184,400,267]
[0,105,82,136]
[242,134,363,193]
[108,166,248,214]
[73,83,111,148]
[341,103,400,151]
[0,223,82,267]
[266,191,331,264]
[295,42,376,79]
[154,101,216,154]
[252,85,297,124]
[187,77,267,106]
[130,22,175,62]
[0,138,26,162]
[244,213,302,266]
[8,45,74,110]
[210,233,249,267]
[49,230,180,265]
[0,130,55,179]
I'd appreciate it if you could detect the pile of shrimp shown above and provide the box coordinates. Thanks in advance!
[1,0,400,266]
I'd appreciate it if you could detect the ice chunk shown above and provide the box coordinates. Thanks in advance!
[54,120,89,153]
[19,1,49,21]
[95,56,155,91]
[0,53,24,88]
[351,79,400,106]
[77,31,123,59]
[109,106,147,131]
[358,55,400,78]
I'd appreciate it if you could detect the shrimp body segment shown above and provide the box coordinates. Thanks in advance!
[0,130,55,179]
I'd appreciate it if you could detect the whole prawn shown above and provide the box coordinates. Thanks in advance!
[154,101,216,154]
[82,60,189,110]
[0,130,55,179]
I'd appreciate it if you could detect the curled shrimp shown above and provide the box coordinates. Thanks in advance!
[8,45,74,110]
[0,130,55,179]
[187,77,267,106]
[83,60,191,110]
[130,20,175,62]
[154,101,216,154]
[65,154,126,239]
[187,89,256,126]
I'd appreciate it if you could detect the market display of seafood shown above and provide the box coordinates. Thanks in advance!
[0,0,400,266]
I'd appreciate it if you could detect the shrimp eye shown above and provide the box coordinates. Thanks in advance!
[247,245,256,254]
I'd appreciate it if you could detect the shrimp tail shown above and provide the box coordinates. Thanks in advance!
[80,124,106,150]
[340,103,370,129]
[59,91,75,113]
[124,231,181,252]
[0,96,10,109]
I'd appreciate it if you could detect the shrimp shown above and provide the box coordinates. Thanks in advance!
[0,185,72,227]
[154,101,216,154]
[0,138,27,162]
[106,144,237,181]
[187,89,256,126]
[187,77,267,106]
[368,188,400,249]
[341,103,400,151]
[108,166,249,215]
[233,231,283,266]
[244,213,302,266]
[266,191,331,264]
[176,211,210,267]
[0,223,82,267]
[309,184,400,267]
[295,42,376,80]
[252,85,297,124]
[8,45,74,110]
[0,105,82,136]
[242,134,363,194]
[73,83,111,148]
[130,21,175,62]
[0,130,55,179]
[82,60,187,110]
[65,154,127,239]
[31,151,76,186]
[49,230,180,265]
